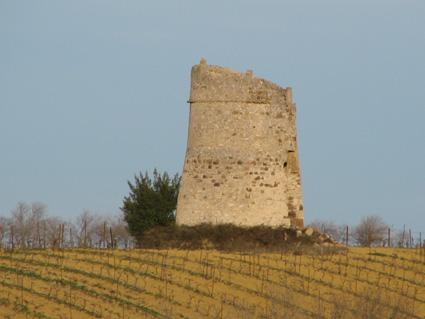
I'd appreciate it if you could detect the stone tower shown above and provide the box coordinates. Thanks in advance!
[176,59,304,228]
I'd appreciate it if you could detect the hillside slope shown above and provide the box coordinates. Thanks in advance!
[0,248,424,318]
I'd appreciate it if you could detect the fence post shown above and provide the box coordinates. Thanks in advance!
[103,222,107,248]
[83,219,88,247]
[345,226,349,247]
[62,224,65,248]
[70,227,73,248]
[11,225,14,250]
[57,224,61,249]
[402,224,406,247]
[43,221,46,249]
[388,228,391,248]
[109,227,114,248]
[37,221,40,248]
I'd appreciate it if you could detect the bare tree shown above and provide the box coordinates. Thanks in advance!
[87,214,133,248]
[68,222,78,248]
[44,216,63,248]
[10,202,32,248]
[30,202,47,247]
[308,219,348,243]
[75,210,96,247]
[91,215,111,248]
[308,220,339,238]
[0,216,11,248]
[111,215,133,248]
[353,215,388,246]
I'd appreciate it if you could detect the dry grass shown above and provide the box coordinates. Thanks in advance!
[0,247,424,318]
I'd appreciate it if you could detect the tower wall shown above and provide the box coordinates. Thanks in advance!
[176,59,304,227]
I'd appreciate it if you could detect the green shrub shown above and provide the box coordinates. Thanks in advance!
[121,169,180,240]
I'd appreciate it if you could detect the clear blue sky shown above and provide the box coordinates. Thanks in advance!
[1,1,424,232]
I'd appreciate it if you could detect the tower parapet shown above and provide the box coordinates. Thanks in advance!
[176,59,304,228]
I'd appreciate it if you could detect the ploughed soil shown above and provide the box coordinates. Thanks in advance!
[137,223,343,252]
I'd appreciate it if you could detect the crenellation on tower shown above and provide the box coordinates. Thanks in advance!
[176,59,304,228]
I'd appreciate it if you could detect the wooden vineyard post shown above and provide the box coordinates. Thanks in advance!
[402,224,406,247]
[62,224,65,248]
[10,225,14,250]
[103,221,107,248]
[69,227,73,248]
[109,226,114,248]
[84,219,87,248]
[37,221,40,248]
[43,221,46,248]
[388,228,391,248]
[422,239,425,255]
[57,224,61,249]
[345,226,349,247]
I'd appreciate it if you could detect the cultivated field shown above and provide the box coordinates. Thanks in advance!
[0,247,424,319]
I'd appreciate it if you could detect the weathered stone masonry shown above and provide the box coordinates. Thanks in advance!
[176,59,304,228]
